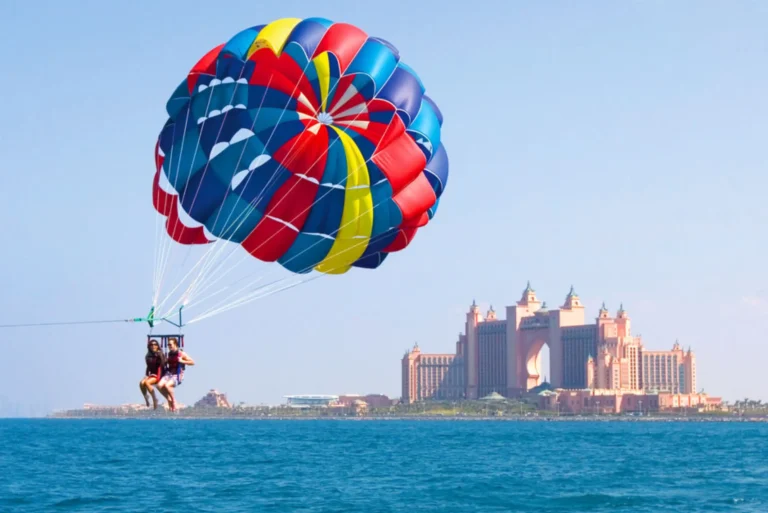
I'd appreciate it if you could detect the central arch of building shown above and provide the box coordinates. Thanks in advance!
[463,283,586,399]
[505,284,585,396]
[523,332,550,391]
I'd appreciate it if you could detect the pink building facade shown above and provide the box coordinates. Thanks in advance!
[401,283,708,403]
[538,389,722,414]
[401,343,465,403]
[338,394,395,408]
[194,389,232,408]
[539,389,659,414]
[587,305,697,394]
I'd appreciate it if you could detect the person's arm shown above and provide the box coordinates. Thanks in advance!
[180,352,195,366]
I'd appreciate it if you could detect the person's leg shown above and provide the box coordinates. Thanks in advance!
[165,381,177,411]
[145,377,159,409]
[139,378,150,407]
[157,376,171,406]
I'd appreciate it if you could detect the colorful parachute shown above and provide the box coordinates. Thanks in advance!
[153,17,448,275]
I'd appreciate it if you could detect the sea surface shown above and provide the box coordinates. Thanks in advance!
[0,419,766,512]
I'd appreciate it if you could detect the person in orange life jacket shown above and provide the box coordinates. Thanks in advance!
[140,339,165,409]
[157,337,194,411]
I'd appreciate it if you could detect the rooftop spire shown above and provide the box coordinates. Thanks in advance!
[562,285,582,309]
[519,281,538,304]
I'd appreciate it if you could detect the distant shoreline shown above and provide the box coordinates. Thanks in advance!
[43,412,768,423]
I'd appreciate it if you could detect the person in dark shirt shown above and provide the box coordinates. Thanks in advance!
[140,339,165,409]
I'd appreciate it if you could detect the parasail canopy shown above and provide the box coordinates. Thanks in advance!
[151,17,449,323]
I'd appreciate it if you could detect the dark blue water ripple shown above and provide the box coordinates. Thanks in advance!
[0,419,766,512]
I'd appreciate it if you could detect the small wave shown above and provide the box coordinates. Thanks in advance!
[0,496,33,506]
[53,496,120,508]
[551,493,653,508]
[724,497,762,506]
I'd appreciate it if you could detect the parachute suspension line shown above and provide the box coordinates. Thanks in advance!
[157,73,296,315]
[182,185,395,316]
[195,218,400,321]
[176,160,376,318]
[153,103,195,308]
[153,231,248,316]
[188,274,322,324]
[171,65,402,316]
[152,125,188,305]
[152,125,178,304]
[166,129,314,315]
[154,75,304,317]
[151,75,279,315]
[156,47,324,316]
[163,133,310,315]
[160,46,365,314]
[153,84,268,315]
[154,245,195,318]
[178,112,402,316]
[186,236,380,323]
[152,147,162,303]
[185,203,399,321]
[187,227,399,324]
[155,99,195,298]
[153,59,254,310]
[155,49,249,310]
[165,44,344,311]
[154,73,222,307]
[165,61,254,243]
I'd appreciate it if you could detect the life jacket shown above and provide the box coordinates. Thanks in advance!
[145,350,164,377]
[167,350,186,381]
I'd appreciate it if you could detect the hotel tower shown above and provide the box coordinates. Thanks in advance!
[401,283,697,403]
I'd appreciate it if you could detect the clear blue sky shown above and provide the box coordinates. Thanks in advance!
[0,0,766,415]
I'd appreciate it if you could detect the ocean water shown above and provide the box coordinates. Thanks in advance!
[0,420,766,512]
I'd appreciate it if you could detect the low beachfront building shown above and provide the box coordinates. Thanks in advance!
[538,388,722,414]
[284,395,340,408]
